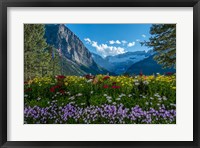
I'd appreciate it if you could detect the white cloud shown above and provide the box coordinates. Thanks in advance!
[109,40,121,45]
[127,42,135,47]
[109,40,115,44]
[115,40,121,44]
[142,34,146,38]
[84,38,91,43]
[121,40,127,45]
[86,38,126,57]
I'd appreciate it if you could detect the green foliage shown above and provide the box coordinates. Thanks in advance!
[141,24,176,68]
[24,75,176,111]
[24,24,64,80]
[24,24,50,80]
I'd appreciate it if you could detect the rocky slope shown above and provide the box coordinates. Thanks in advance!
[44,24,109,75]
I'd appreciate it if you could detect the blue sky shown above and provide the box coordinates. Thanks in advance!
[66,24,152,58]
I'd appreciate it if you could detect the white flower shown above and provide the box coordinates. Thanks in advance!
[154,93,160,98]
[128,94,132,97]
[106,96,112,100]
[81,103,86,105]
[163,96,168,100]
[104,94,107,97]
[116,98,121,101]
[90,91,94,94]
[37,97,41,101]
[76,93,82,97]
[158,97,162,101]
[24,94,28,97]
[108,100,112,103]
[143,81,149,85]
[142,96,146,98]
[170,103,176,107]
[69,96,75,100]
[135,82,140,86]
[157,103,160,106]
[113,102,116,105]
[119,93,126,97]
[86,79,93,83]
[145,102,149,105]
[150,97,154,100]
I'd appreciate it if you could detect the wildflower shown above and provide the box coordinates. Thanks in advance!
[163,96,168,101]
[103,94,107,97]
[112,85,120,89]
[150,97,154,100]
[143,81,149,85]
[37,97,41,101]
[166,72,174,76]
[59,90,65,94]
[103,85,109,89]
[135,82,140,86]
[106,96,112,99]
[56,75,65,80]
[112,82,117,85]
[139,70,143,76]
[76,93,82,97]
[103,76,110,80]
[84,74,95,80]
[116,98,121,101]
[69,96,75,100]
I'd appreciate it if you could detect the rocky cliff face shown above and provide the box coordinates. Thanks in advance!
[44,24,108,75]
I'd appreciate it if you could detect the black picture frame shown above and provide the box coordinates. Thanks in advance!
[0,0,200,147]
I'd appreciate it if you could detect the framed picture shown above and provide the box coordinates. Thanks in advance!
[0,0,200,147]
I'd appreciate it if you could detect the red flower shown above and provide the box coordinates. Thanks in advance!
[112,85,120,89]
[50,85,60,93]
[103,85,109,88]
[112,82,117,85]
[84,74,95,79]
[166,72,173,76]
[103,76,110,80]
[56,75,66,79]
[59,90,65,94]
[50,87,55,92]
[139,70,143,76]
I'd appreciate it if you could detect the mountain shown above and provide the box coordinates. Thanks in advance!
[44,24,109,76]
[92,50,154,75]
[126,55,176,75]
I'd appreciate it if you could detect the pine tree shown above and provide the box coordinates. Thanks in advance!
[24,24,51,80]
[141,24,176,68]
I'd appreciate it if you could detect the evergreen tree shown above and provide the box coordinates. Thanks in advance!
[141,24,176,68]
[24,24,51,80]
